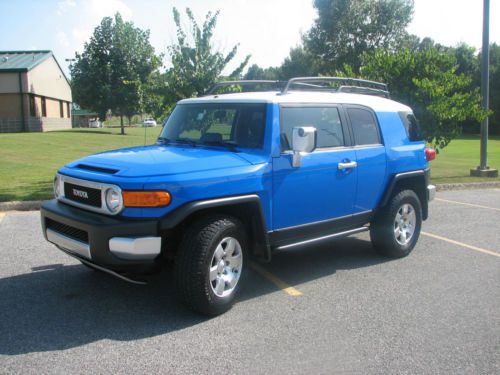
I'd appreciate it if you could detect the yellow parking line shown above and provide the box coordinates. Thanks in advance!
[435,198,500,212]
[422,231,500,258]
[0,213,5,224]
[250,262,303,296]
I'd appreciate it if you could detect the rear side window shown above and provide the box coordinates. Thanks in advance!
[347,108,381,145]
[399,112,423,141]
[281,106,345,150]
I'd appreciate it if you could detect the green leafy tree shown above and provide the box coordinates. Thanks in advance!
[279,46,317,79]
[361,47,488,150]
[483,43,500,135]
[243,64,280,80]
[304,0,414,73]
[71,17,114,122]
[71,13,161,134]
[164,7,250,104]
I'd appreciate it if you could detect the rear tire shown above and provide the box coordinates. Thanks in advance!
[370,190,422,258]
[174,215,246,316]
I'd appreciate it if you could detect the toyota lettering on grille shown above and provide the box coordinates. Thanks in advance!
[72,189,89,199]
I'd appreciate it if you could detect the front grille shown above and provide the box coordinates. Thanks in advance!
[64,182,101,207]
[46,218,89,243]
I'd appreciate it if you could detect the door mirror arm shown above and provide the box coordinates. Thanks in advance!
[291,126,316,167]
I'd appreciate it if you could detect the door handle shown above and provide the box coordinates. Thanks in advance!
[338,161,357,170]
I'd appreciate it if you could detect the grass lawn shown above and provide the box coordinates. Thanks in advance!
[429,135,500,184]
[0,127,162,202]
[0,129,498,202]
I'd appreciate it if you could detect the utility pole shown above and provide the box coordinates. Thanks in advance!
[471,0,498,177]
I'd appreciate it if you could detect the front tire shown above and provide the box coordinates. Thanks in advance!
[174,215,246,316]
[370,190,422,258]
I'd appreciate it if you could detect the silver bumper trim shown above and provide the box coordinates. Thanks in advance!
[57,247,147,285]
[427,184,436,202]
[109,236,162,260]
[46,228,91,259]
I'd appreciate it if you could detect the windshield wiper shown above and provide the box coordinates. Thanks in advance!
[156,137,171,145]
[201,140,239,152]
[173,138,198,147]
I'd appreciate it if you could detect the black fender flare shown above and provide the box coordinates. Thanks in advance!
[159,194,272,262]
[379,169,430,220]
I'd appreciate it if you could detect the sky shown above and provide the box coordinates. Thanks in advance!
[0,0,499,76]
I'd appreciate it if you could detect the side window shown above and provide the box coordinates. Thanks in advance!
[281,106,345,150]
[399,112,423,141]
[41,96,47,117]
[347,108,381,146]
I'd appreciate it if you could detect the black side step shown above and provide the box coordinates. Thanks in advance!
[273,226,369,251]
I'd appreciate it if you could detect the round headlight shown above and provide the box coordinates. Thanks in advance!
[105,187,123,213]
[53,175,61,199]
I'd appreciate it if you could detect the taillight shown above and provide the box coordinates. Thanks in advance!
[425,148,436,161]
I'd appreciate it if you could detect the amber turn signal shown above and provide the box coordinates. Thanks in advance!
[123,191,171,207]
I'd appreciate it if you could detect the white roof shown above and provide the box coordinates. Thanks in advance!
[179,91,412,112]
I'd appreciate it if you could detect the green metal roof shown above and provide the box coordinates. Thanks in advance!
[72,109,98,116]
[0,50,53,72]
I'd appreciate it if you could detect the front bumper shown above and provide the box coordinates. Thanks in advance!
[41,199,162,274]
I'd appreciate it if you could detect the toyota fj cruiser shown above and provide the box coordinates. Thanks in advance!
[41,77,436,315]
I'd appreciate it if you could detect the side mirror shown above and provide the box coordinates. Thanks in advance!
[292,126,316,167]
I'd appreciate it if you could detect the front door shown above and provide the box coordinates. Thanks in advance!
[272,105,357,230]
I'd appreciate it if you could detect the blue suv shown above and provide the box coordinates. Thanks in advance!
[41,77,435,315]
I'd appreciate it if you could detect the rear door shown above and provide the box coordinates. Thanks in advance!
[272,104,357,230]
[345,105,387,213]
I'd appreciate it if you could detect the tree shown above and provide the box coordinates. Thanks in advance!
[71,13,161,134]
[71,17,114,122]
[484,43,500,135]
[361,47,488,150]
[243,64,280,80]
[304,0,414,73]
[164,7,250,104]
[279,46,317,79]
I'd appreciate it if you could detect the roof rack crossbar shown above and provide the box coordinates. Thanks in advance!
[337,85,390,98]
[204,80,282,95]
[280,76,389,97]
[203,76,390,98]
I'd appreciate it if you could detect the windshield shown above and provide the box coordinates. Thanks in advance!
[159,103,267,149]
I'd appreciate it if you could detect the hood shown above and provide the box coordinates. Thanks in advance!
[66,145,254,178]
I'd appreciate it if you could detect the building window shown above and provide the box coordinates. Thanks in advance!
[29,95,36,117]
[59,100,64,118]
[41,97,47,117]
[66,102,70,118]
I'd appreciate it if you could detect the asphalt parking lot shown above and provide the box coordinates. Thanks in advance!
[0,189,499,374]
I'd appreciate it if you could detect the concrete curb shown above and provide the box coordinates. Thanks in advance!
[0,181,499,212]
[0,201,41,212]
[435,181,500,191]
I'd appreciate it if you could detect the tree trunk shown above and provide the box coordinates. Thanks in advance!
[120,114,124,135]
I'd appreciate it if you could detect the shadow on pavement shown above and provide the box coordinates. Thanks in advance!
[0,235,389,355]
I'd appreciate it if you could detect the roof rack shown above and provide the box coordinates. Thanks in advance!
[281,77,390,98]
[204,76,390,98]
[204,80,283,95]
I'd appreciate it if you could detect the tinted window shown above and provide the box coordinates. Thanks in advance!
[348,108,381,145]
[281,106,344,150]
[160,103,267,149]
[399,112,423,141]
